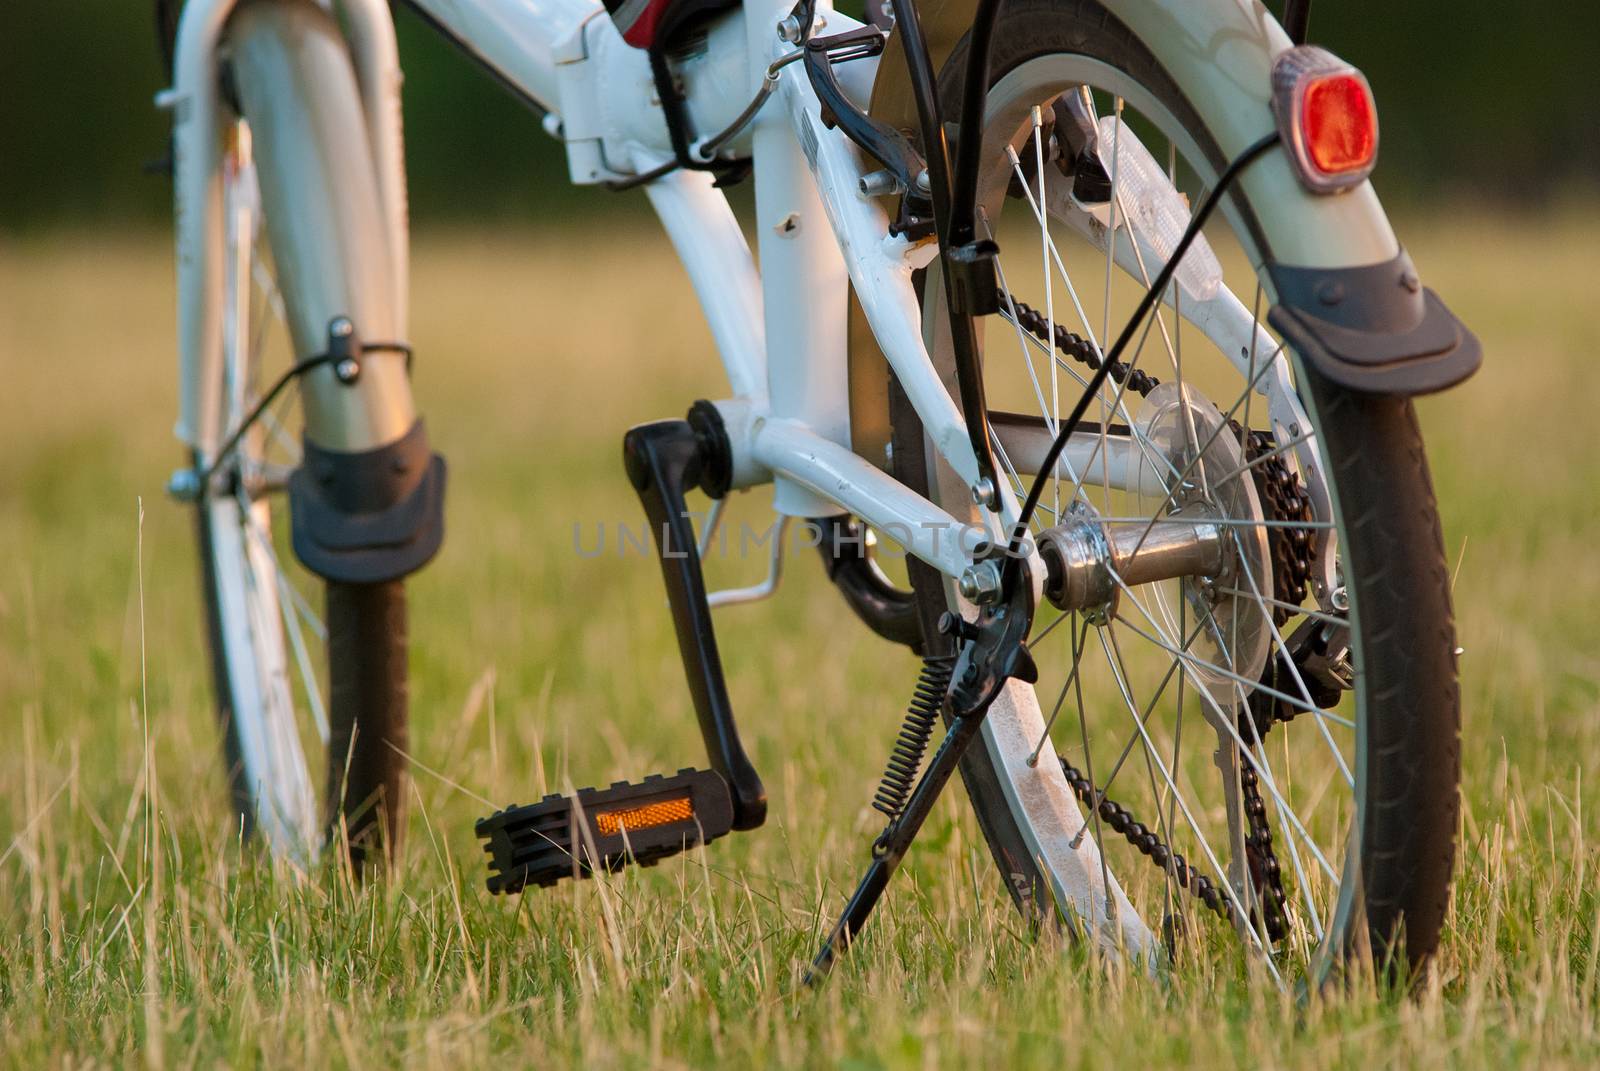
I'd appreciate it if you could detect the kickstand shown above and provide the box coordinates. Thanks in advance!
[806,560,1037,985]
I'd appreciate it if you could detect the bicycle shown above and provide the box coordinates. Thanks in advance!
[156,0,1480,984]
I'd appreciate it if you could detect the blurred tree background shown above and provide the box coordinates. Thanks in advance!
[1,1,1594,232]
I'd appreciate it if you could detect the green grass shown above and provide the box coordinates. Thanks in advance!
[1,209,1598,1067]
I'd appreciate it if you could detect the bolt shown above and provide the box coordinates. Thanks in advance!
[970,476,995,507]
[1315,280,1345,306]
[937,611,980,642]
[1400,269,1421,293]
[166,467,202,502]
[914,169,932,194]
[330,316,354,339]
[858,170,905,198]
[958,560,1003,604]
[335,357,361,384]
[776,14,803,42]
[1330,585,1350,612]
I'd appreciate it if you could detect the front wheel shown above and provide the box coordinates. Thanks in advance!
[191,0,412,866]
[890,0,1459,980]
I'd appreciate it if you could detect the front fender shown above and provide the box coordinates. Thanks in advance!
[862,0,1478,396]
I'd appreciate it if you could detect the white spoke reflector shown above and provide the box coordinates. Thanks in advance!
[1087,116,1224,302]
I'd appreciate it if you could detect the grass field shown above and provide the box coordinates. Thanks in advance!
[2,208,1598,1067]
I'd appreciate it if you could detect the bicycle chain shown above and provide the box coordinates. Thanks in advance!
[1058,760,1242,928]
[1011,298,1313,945]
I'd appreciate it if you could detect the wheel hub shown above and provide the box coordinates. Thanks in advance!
[1134,383,1273,702]
[1035,384,1274,699]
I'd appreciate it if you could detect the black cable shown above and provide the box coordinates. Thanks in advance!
[948,0,1004,247]
[891,0,955,243]
[189,341,412,493]
[602,158,682,192]
[1004,132,1281,562]
[891,0,1002,501]
[1282,0,1312,45]
[605,47,810,192]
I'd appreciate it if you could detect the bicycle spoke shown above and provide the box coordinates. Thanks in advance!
[1029,109,1064,516]
[1224,528,1356,781]
[1166,590,1189,932]
[1101,98,1122,354]
[1027,615,1092,764]
[1102,625,1188,921]
[1004,146,1107,360]
[1092,515,1334,532]
[1209,586,1343,628]
[1107,594,1343,884]
[1208,429,1318,488]
[1067,612,1118,926]
[1110,607,1351,732]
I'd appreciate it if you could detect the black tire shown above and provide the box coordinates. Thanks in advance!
[1305,378,1459,970]
[324,580,409,866]
[196,508,410,865]
[891,0,1458,974]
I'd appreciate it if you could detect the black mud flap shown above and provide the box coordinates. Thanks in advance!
[1268,249,1481,396]
[288,418,447,584]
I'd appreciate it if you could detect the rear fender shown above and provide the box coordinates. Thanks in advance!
[858,0,1478,398]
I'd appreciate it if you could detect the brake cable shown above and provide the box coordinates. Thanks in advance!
[178,317,411,497]
[605,45,830,191]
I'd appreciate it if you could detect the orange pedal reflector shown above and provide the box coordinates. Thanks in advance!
[595,796,695,836]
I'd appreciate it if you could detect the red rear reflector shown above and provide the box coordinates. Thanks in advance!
[1302,74,1377,174]
[1271,46,1380,193]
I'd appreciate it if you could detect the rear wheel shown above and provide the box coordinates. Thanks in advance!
[192,1,410,866]
[890,0,1459,978]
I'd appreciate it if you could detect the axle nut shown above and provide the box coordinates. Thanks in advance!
[958,560,1003,605]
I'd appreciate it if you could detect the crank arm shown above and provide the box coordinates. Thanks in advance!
[623,417,766,830]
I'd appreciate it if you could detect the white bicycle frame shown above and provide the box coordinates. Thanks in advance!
[165,0,1329,592]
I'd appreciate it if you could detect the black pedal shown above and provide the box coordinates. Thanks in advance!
[475,768,735,894]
